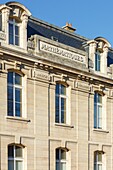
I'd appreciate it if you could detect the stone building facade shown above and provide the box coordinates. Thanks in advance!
[0,1,113,170]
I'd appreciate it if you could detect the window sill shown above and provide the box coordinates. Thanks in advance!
[6,116,31,123]
[93,128,109,133]
[55,123,74,128]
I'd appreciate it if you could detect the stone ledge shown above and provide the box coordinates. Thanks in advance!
[55,123,74,128]
[93,128,109,133]
[6,116,31,123]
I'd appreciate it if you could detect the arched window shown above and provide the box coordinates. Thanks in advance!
[56,148,67,170]
[9,18,20,46]
[55,83,68,124]
[8,144,23,170]
[7,71,23,117]
[94,92,102,129]
[94,151,104,170]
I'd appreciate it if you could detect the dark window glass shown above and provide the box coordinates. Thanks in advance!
[55,96,59,123]
[15,73,21,85]
[56,149,59,160]
[61,84,66,95]
[9,23,14,45]
[95,53,100,71]
[8,72,13,84]
[15,146,22,157]
[8,145,14,157]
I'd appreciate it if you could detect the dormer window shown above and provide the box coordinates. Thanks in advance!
[95,50,101,71]
[9,18,20,46]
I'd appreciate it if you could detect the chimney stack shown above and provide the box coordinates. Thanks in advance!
[62,22,76,32]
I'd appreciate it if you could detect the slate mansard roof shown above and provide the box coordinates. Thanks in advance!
[27,16,89,51]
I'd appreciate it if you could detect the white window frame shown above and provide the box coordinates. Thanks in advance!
[55,83,69,124]
[8,145,23,170]
[9,18,20,46]
[7,71,23,117]
[56,148,67,170]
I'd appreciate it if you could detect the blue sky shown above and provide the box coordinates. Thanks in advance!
[1,0,113,46]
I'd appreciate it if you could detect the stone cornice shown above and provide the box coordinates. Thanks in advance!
[0,44,113,87]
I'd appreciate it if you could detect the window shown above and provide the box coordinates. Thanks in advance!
[56,148,67,170]
[95,51,101,71]
[55,83,68,124]
[94,92,102,129]
[8,145,23,170]
[7,71,22,117]
[9,18,20,46]
[94,151,103,170]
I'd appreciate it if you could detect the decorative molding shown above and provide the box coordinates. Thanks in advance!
[35,70,49,80]
[0,32,6,40]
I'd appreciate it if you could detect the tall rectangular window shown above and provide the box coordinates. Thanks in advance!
[94,92,102,129]
[9,19,20,46]
[56,148,67,170]
[8,145,23,170]
[95,52,101,71]
[55,83,68,124]
[94,151,103,170]
[7,72,22,117]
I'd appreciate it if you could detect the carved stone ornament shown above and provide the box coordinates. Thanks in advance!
[0,32,6,40]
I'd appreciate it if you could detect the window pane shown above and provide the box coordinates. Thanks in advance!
[8,86,13,101]
[98,105,102,128]
[15,146,22,157]
[8,101,13,116]
[56,149,59,160]
[9,23,14,44]
[98,153,102,162]
[9,23,13,34]
[61,85,66,95]
[15,73,22,85]
[56,84,59,94]
[94,92,97,103]
[16,161,23,170]
[56,162,60,170]
[8,72,13,84]
[15,36,19,46]
[15,88,22,102]
[98,94,102,103]
[55,96,59,123]
[8,160,14,170]
[95,53,100,71]
[98,164,102,170]
[94,164,96,170]
[15,102,21,117]
[15,25,19,36]
[8,145,14,157]
[9,34,14,44]
[61,162,66,170]
[61,150,66,159]
[61,98,66,123]
[94,104,97,128]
